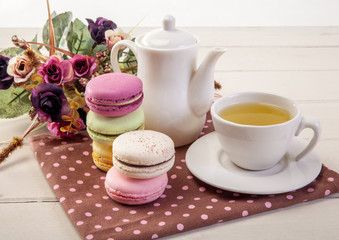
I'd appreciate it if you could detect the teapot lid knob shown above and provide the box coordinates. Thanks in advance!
[163,15,175,31]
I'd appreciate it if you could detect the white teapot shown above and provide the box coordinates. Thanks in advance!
[111,15,226,146]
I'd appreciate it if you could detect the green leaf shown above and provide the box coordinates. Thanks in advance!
[66,18,96,55]
[42,11,73,50]
[0,88,31,119]
[0,47,24,57]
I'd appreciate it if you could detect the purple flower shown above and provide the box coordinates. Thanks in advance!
[68,55,98,79]
[86,17,117,45]
[31,83,70,123]
[38,55,74,85]
[0,55,14,90]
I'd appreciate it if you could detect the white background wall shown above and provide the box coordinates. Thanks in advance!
[1,0,339,27]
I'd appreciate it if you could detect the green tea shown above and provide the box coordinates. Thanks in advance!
[219,102,292,126]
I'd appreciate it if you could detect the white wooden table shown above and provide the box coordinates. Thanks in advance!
[1,27,339,240]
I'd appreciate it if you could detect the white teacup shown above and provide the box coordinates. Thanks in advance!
[211,92,321,171]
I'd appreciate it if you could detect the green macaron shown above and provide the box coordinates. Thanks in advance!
[86,108,145,145]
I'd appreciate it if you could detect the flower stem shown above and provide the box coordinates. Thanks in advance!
[88,42,97,56]
[7,89,29,105]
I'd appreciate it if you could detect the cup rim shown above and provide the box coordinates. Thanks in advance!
[211,91,301,128]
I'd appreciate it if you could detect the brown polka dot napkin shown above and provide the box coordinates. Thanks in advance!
[29,114,339,240]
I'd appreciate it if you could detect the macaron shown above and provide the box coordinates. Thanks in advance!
[92,141,113,172]
[85,72,143,116]
[86,108,145,145]
[113,130,175,179]
[105,166,168,205]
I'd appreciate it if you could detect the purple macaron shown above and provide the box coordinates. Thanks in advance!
[85,73,143,116]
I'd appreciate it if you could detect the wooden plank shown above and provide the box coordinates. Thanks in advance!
[215,71,339,101]
[1,27,339,49]
[198,47,339,71]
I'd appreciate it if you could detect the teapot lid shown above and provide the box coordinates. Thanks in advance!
[140,15,197,49]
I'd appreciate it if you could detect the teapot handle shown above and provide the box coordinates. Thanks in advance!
[110,40,138,73]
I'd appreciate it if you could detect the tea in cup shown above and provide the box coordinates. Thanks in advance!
[211,92,321,171]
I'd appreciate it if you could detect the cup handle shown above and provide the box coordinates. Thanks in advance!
[295,116,321,160]
[110,40,138,73]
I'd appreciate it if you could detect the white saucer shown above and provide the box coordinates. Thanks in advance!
[186,132,322,195]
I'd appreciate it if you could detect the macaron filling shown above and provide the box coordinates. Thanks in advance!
[114,155,175,168]
[87,92,143,106]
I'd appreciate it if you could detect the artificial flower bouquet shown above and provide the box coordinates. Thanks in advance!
[0,7,137,163]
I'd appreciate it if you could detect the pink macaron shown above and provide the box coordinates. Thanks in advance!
[85,73,143,116]
[105,167,168,205]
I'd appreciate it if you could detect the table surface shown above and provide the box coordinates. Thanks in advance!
[1,27,339,240]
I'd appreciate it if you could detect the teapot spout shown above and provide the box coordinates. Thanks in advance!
[189,47,227,116]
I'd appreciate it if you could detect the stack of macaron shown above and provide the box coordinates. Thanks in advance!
[85,73,144,171]
[105,130,175,205]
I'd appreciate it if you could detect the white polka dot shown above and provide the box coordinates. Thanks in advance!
[45,152,51,156]
[46,173,52,179]
[177,196,184,200]
[171,204,178,207]
[133,230,141,235]
[69,188,76,192]
[86,235,93,240]
[147,211,154,215]
[83,151,89,156]
[176,166,182,170]
[112,207,119,211]
[82,137,89,141]
[325,189,331,196]
[95,203,102,208]
[183,213,190,217]
[68,147,74,151]
[188,205,195,209]
[85,212,92,217]
[84,172,91,176]
[307,188,314,193]
[93,185,100,189]
[211,198,218,203]
[68,209,74,214]
[115,227,122,232]
[182,186,189,190]
[328,177,334,182]
[199,187,206,192]
[158,221,166,226]
[61,175,68,180]
[152,234,159,239]
[40,162,44,168]
[160,194,166,198]
[53,185,59,190]
[105,216,112,220]
[177,223,184,231]
[59,197,65,202]
[171,174,177,179]
[39,142,45,146]
[122,219,130,223]
[86,193,93,197]
[194,197,201,201]
[91,165,97,169]
[265,202,272,208]
[206,205,213,209]
[76,160,82,164]
[153,202,160,207]
[286,194,294,200]
[95,225,102,229]
[166,185,172,189]
[61,141,67,145]
[130,210,137,214]
[102,195,109,199]
[60,155,67,159]
[77,180,84,185]
[242,210,249,217]
[187,175,193,179]
[76,200,83,204]
[69,167,75,171]
[140,220,147,224]
[76,221,84,226]
[247,200,254,203]
[201,214,208,220]
[224,206,231,211]
[53,162,59,167]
